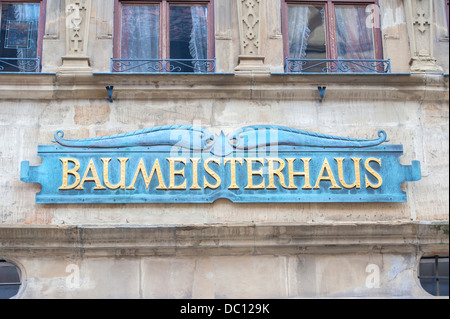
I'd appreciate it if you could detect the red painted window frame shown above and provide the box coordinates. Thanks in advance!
[0,0,47,62]
[114,0,215,60]
[281,0,383,61]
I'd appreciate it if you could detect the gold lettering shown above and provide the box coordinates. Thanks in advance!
[190,158,201,190]
[102,158,129,190]
[203,158,221,189]
[59,158,81,190]
[335,157,361,189]
[224,158,243,189]
[314,158,341,189]
[127,158,167,190]
[266,158,288,189]
[365,158,383,189]
[285,158,312,189]
[76,158,106,190]
[168,158,187,190]
[245,158,265,189]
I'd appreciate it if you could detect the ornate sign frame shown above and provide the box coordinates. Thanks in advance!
[20,125,421,204]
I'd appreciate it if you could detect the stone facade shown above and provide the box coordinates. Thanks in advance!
[0,0,448,299]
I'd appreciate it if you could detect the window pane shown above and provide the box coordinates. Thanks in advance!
[288,5,326,59]
[0,261,21,299]
[169,5,208,72]
[0,3,40,71]
[419,257,450,297]
[420,278,438,296]
[121,4,159,60]
[335,6,374,60]
[440,279,449,296]
[288,5,326,72]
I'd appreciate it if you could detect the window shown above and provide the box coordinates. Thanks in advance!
[113,0,215,73]
[283,0,388,73]
[418,256,449,297]
[0,259,22,299]
[0,0,45,72]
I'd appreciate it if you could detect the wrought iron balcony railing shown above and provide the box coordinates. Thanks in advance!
[0,57,41,73]
[286,58,391,74]
[111,58,216,73]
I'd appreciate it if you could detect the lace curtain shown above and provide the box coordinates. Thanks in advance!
[189,6,208,72]
[335,6,375,71]
[121,5,159,72]
[288,6,311,60]
[121,4,207,73]
[288,5,326,72]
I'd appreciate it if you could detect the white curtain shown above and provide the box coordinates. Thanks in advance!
[335,6,374,60]
[121,5,159,72]
[189,5,208,72]
[288,6,311,59]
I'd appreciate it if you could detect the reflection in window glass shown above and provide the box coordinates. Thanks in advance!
[0,3,40,71]
[0,260,22,299]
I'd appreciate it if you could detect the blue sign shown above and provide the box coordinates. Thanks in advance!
[20,125,421,204]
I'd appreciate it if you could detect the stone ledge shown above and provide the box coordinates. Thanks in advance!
[0,222,447,258]
[0,72,448,101]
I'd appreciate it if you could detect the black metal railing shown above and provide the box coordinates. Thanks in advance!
[0,57,40,73]
[286,58,391,74]
[111,58,216,73]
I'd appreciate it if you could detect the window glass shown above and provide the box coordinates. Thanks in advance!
[287,4,326,72]
[335,5,374,60]
[117,1,212,73]
[288,5,326,60]
[121,4,159,60]
[285,1,385,73]
[169,4,208,72]
[0,3,40,70]
[0,260,22,299]
[419,256,449,297]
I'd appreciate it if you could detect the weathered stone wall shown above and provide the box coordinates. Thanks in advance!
[0,74,448,225]
[9,254,431,298]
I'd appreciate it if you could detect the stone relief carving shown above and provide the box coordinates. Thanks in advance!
[65,0,90,55]
[404,0,442,72]
[239,0,261,55]
[413,8,430,33]
[235,0,269,73]
[58,0,92,75]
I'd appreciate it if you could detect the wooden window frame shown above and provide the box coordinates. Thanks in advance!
[281,0,383,61]
[0,0,46,61]
[113,0,215,60]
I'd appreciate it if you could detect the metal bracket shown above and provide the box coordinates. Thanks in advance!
[318,86,326,102]
[106,85,114,103]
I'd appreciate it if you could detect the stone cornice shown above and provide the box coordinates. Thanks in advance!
[0,222,448,258]
[0,73,448,102]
